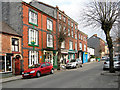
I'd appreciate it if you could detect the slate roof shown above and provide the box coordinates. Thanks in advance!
[0,22,21,37]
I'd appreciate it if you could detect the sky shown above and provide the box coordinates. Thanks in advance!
[23,0,107,41]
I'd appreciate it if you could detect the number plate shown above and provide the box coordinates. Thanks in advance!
[24,74,29,76]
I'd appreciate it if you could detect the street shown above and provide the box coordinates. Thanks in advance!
[2,61,119,88]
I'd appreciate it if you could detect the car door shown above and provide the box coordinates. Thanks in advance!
[40,63,47,74]
[46,62,51,73]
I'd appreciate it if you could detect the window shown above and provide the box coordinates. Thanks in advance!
[47,34,53,48]
[59,13,62,19]
[79,42,82,50]
[68,19,70,25]
[63,26,66,34]
[46,63,50,66]
[0,56,12,72]
[63,16,66,22]
[61,41,65,48]
[29,51,38,67]
[68,28,70,36]
[29,10,37,25]
[75,42,77,51]
[29,28,38,45]
[41,63,46,68]
[71,22,74,27]
[84,44,86,51]
[75,25,77,30]
[79,34,80,39]
[75,30,77,39]
[81,35,83,40]
[69,41,73,50]
[59,24,61,32]
[12,38,19,52]
[71,29,74,38]
[47,19,53,31]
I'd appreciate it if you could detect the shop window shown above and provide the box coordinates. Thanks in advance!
[29,28,38,45]
[29,51,38,67]
[12,38,19,52]
[0,56,12,72]
[47,18,53,31]
[47,34,53,48]
[29,10,37,25]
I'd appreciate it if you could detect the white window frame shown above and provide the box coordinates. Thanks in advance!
[75,30,77,39]
[71,22,74,27]
[79,34,80,39]
[69,41,73,50]
[29,10,37,25]
[12,38,19,52]
[84,44,86,51]
[47,19,53,31]
[63,16,66,22]
[68,19,70,25]
[47,34,53,48]
[68,28,70,36]
[29,51,39,67]
[59,24,61,32]
[29,28,38,45]
[0,55,12,73]
[75,42,77,51]
[79,42,82,50]
[59,13,62,19]
[71,30,74,38]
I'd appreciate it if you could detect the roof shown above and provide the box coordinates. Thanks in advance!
[0,22,21,36]
[78,30,88,37]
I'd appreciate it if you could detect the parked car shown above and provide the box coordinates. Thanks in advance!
[103,57,120,70]
[101,56,107,60]
[66,58,83,69]
[22,62,54,78]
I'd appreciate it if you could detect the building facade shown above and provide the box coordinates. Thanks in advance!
[0,22,22,76]
[77,30,88,63]
[87,34,105,58]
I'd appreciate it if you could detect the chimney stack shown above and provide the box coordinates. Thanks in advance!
[93,34,97,37]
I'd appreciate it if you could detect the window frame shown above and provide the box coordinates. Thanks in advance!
[12,38,19,52]
[28,28,39,46]
[47,34,54,48]
[29,10,38,26]
[47,18,53,31]
[69,41,73,50]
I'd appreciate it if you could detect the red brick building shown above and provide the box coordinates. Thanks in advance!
[0,22,22,76]
[22,2,57,71]
[77,30,88,63]
[56,6,78,64]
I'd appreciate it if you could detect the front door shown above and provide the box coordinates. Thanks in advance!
[15,55,20,75]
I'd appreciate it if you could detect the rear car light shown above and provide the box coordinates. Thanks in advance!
[104,62,107,64]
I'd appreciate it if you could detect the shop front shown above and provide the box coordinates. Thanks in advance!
[43,49,57,69]
[83,52,88,63]
[68,50,75,62]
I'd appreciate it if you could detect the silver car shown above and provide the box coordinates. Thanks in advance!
[66,58,83,69]
[103,57,120,70]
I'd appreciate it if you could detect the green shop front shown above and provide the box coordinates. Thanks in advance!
[43,49,57,69]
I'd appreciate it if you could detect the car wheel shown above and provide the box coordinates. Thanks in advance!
[50,69,54,74]
[36,71,41,78]
[103,68,106,70]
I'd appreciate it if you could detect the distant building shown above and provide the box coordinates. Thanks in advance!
[87,47,95,61]
[104,43,109,57]
[87,34,105,58]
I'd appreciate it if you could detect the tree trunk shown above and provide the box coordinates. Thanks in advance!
[57,43,61,70]
[104,30,115,73]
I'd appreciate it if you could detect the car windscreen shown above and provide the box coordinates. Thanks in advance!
[70,59,76,62]
[29,64,41,69]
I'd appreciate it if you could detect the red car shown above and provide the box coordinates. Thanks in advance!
[22,62,54,78]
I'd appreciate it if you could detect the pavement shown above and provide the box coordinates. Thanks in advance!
[1,61,119,84]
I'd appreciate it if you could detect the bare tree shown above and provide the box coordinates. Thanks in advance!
[56,23,68,70]
[80,1,120,73]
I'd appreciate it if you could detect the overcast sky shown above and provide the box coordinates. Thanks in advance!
[23,0,106,41]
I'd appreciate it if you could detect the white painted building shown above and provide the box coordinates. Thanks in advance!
[87,47,95,61]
